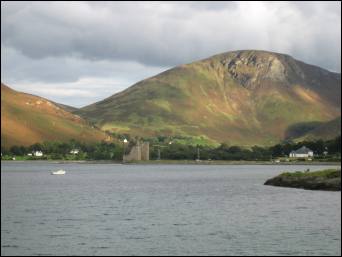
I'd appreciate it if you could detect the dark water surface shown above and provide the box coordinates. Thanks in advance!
[1,162,341,256]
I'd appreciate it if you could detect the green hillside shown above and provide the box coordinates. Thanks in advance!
[1,83,111,148]
[77,50,341,146]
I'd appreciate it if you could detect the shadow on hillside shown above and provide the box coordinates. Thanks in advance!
[284,121,323,140]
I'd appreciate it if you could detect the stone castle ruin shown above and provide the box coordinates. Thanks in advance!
[123,141,149,161]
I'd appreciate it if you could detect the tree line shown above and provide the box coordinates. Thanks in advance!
[1,136,340,161]
[1,140,123,160]
[151,136,341,161]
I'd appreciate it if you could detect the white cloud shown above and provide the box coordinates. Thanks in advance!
[9,77,131,107]
[1,47,168,107]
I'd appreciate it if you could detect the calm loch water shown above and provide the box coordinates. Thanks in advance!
[1,162,341,256]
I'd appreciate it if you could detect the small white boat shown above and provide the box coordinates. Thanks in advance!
[51,170,66,175]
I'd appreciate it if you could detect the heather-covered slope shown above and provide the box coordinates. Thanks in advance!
[77,50,341,146]
[1,83,110,148]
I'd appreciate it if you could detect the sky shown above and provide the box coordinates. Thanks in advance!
[1,1,341,107]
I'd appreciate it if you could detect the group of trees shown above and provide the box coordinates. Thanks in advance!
[151,136,341,161]
[1,136,341,161]
[269,136,341,157]
[1,140,123,161]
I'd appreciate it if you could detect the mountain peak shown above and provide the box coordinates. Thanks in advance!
[77,50,341,146]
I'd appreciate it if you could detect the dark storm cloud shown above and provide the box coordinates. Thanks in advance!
[1,47,164,84]
[1,1,340,106]
[2,1,340,70]
[1,47,166,107]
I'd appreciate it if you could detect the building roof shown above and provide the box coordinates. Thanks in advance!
[291,146,313,154]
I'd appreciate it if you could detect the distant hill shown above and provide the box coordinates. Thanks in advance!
[77,50,341,146]
[1,83,110,148]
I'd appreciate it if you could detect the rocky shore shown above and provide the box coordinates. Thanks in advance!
[264,169,341,191]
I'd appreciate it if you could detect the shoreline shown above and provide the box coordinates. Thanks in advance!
[1,160,341,166]
[264,169,341,191]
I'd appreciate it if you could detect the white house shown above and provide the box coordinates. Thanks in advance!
[33,151,43,157]
[70,149,80,154]
[289,146,314,158]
